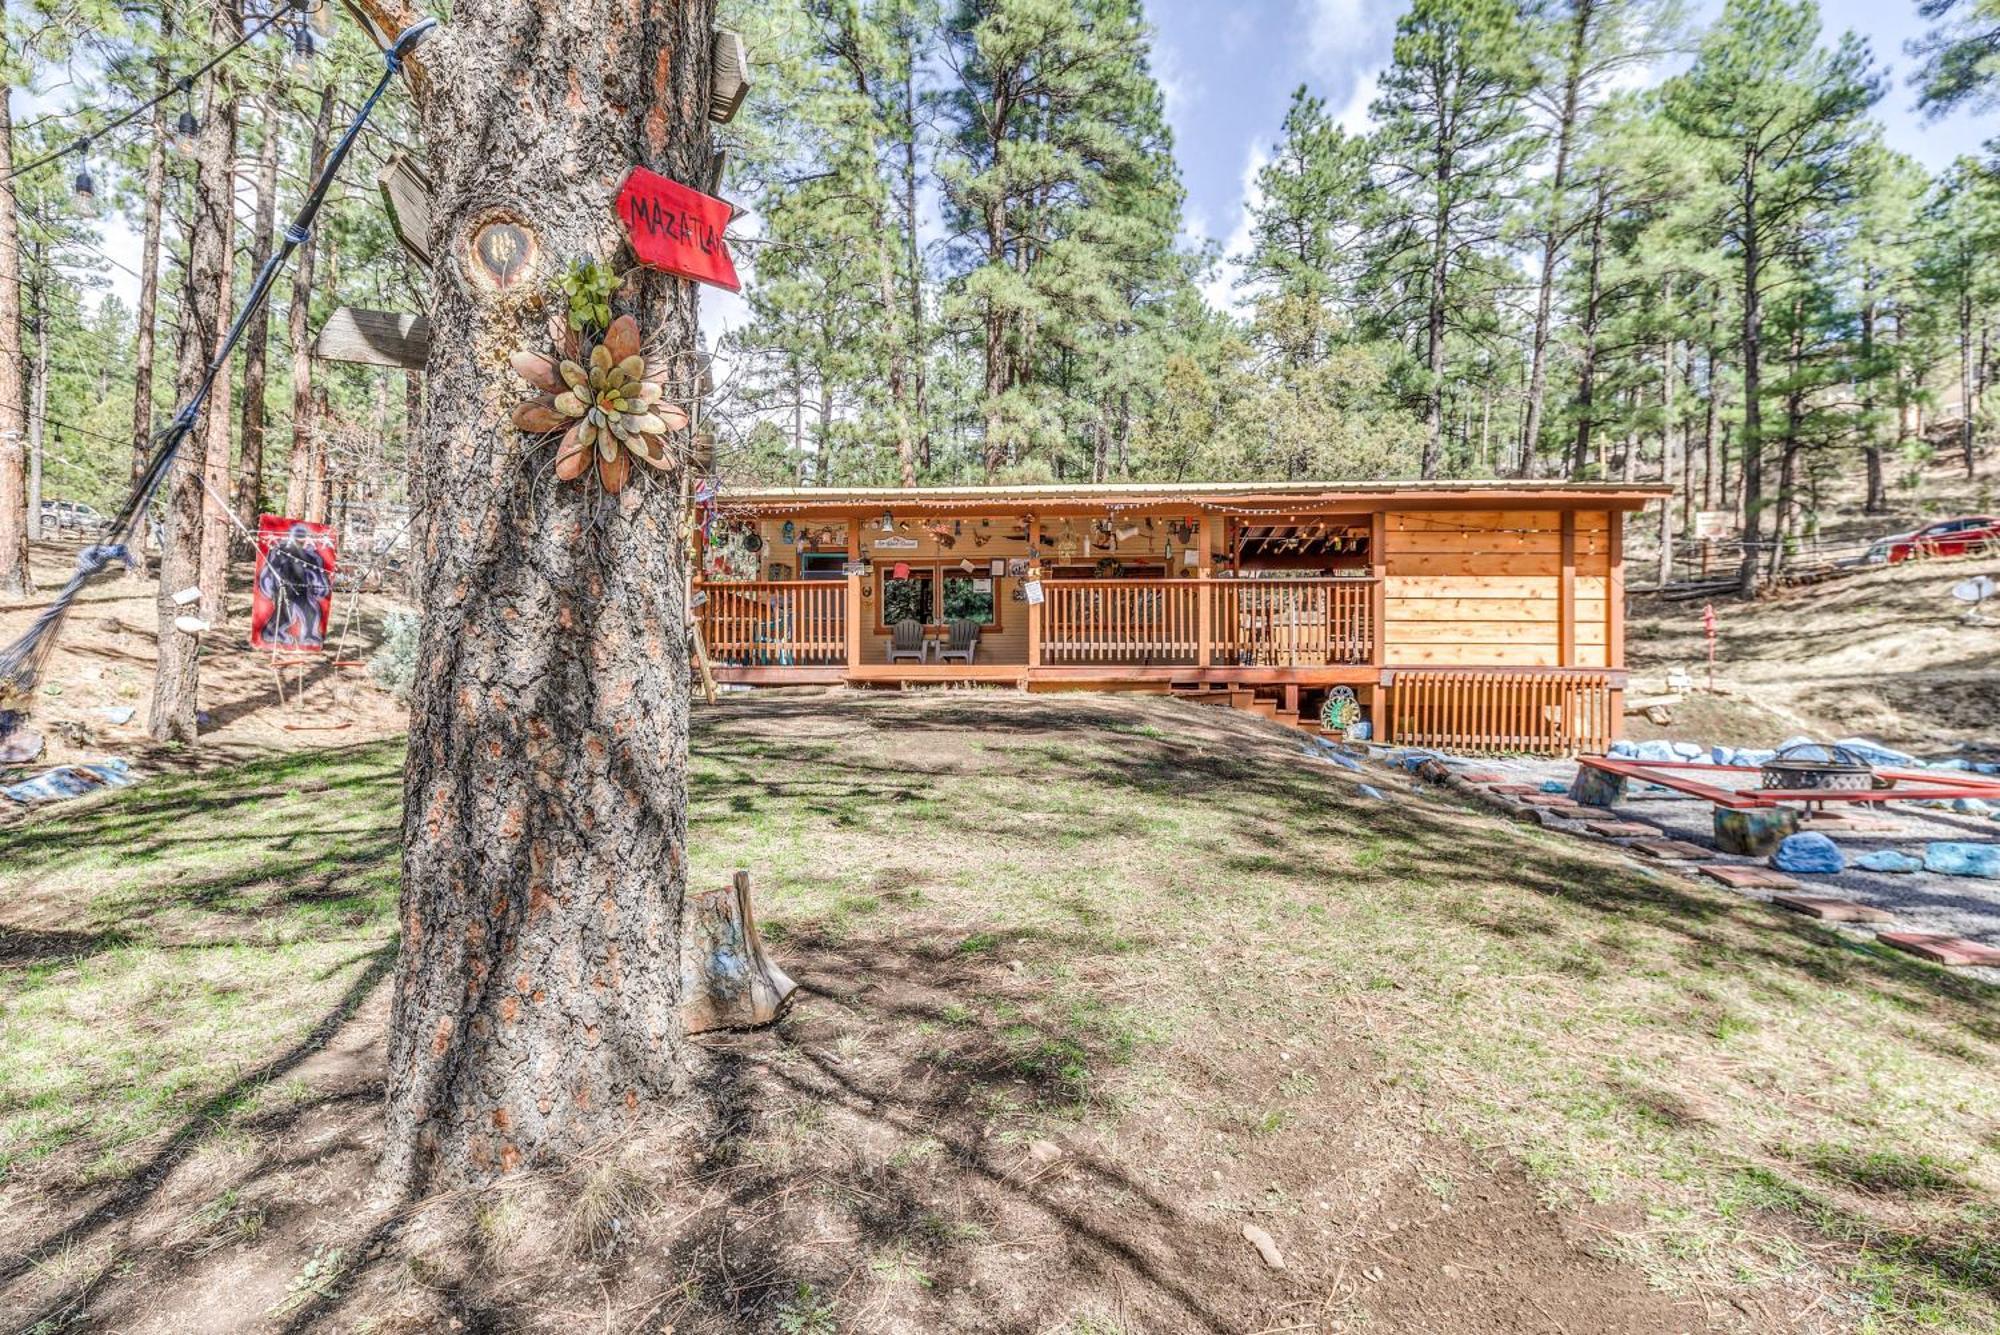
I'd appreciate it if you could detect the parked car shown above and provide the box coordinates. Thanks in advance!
[39,499,109,536]
[1854,515,2000,565]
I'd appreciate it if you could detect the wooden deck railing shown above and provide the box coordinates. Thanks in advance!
[697,580,847,666]
[1042,579,1202,664]
[696,575,1382,671]
[1387,669,1614,757]
[1210,578,1374,667]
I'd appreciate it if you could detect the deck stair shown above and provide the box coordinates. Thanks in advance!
[1171,683,1305,731]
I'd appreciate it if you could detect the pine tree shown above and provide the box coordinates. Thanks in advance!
[1240,86,1369,373]
[1663,0,1879,594]
[1364,0,1537,478]
[1916,158,2000,478]
[937,0,1185,477]
[1516,0,1679,477]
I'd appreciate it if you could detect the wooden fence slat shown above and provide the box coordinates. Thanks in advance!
[1386,667,1612,758]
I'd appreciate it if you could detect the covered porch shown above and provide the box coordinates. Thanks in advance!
[689,480,1661,755]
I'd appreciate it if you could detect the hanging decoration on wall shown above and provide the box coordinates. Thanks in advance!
[781,521,795,545]
[510,313,689,493]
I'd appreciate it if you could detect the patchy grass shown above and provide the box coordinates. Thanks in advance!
[687,692,2000,1331]
[0,742,402,1183]
[0,693,1994,1332]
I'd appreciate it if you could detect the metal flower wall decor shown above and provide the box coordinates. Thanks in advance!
[510,313,690,494]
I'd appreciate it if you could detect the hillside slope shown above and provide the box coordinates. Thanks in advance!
[1627,551,2000,749]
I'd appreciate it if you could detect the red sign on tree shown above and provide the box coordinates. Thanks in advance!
[613,166,740,292]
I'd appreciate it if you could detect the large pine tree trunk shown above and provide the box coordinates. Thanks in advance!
[285,86,334,521]
[0,83,31,598]
[130,8,173,492]
[376,0,712,1193]
[152,8,239,741]
[197,51,241,624]
[25,247,45,541]
[235,88,284,537]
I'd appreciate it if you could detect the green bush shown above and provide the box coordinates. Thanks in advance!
[369,611,421,702]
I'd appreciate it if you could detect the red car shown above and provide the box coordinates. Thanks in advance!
[1860,515,2000,564]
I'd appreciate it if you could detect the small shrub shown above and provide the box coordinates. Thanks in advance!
[369,611,420,702]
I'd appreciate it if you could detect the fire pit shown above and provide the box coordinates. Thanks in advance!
[1760,743,1876,793]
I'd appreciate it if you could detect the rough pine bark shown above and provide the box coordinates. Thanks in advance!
[151,15,238,741]
[0,82,31,598]
[371,0,711,1192]
[197,46,241,624]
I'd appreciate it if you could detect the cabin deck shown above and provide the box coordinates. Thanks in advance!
[691,480,1664,756]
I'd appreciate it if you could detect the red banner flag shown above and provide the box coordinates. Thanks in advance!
[251,516,338,652]
[613,166,740,292]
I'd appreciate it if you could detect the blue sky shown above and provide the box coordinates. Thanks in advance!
[1150,0,1995,304]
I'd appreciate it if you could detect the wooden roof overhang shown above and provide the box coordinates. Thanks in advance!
[710,480,1670,520]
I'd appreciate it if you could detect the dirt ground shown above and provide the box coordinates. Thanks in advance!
[1626,555,2000,750]
[1624,454,2000,750]
[5,693,1996,1333]
[0,537,410,782]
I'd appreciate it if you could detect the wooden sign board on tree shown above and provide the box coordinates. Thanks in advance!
[613,166,741,292]
[710,29,750,124]
[377,152,434,269]
[313,307,431,370]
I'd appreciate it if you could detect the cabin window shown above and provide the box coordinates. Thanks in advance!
[880,568,934,627]
[941,571,996,626]
[876,564,1002,631]
[800,552,847,581]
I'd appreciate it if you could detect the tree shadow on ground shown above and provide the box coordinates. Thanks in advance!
[0,945,394,1331]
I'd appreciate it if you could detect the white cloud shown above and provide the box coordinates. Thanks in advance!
[1201,143,1269,313]
[1152,37,1199,124]
[1302,0,1381,67]
[1335,66,1382,135]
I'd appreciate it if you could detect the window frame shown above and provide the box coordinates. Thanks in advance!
[874,561,1003,634]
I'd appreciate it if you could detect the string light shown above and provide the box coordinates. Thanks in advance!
[172,106,200,156]
[286,24,320,73]
[70,159,97,213]
[1,3,304,184]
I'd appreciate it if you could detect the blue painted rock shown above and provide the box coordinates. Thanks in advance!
[1951,797,1994,815]
[1772,832,1844,875]
[1853,849,1923,874]
[1923,843,2000,879]
[1833,737,1918,768]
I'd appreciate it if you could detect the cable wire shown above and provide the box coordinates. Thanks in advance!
[2,0,306,184]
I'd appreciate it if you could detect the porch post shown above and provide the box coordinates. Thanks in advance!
[1559,510,1577,667]
[1026,514,1042,670]
[1195,512,1212,668]
[1368,510,1386,668]
[845,519,862,671]
[1607,511,1625,737]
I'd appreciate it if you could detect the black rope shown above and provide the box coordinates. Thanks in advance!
[0,17,439,741]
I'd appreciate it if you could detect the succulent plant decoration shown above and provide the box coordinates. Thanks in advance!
[509,313,691,494]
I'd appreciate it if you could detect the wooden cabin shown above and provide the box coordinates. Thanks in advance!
[692,480,1667,756]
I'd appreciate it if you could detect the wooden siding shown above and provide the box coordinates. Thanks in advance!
[1382,510,1613,669]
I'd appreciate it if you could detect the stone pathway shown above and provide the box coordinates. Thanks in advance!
[1379,747,2000,986]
